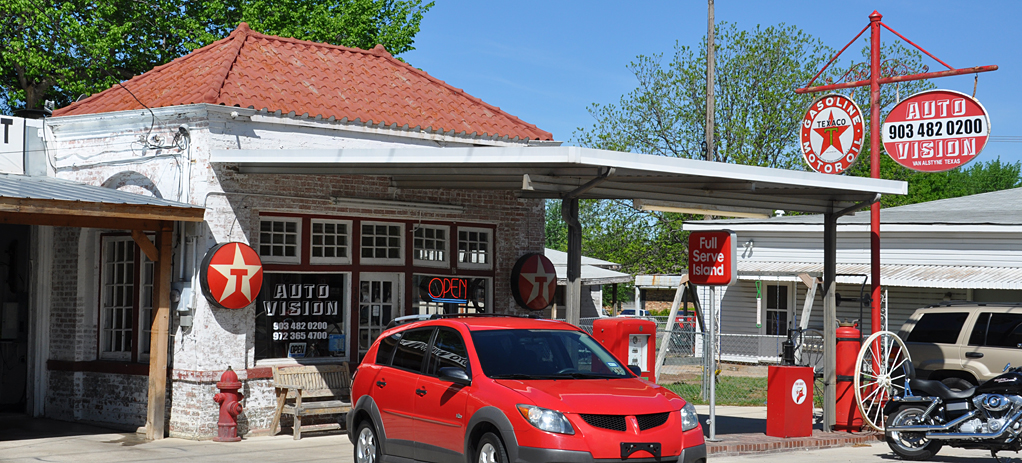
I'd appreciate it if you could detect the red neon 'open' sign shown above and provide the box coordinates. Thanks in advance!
[425,277,468,304]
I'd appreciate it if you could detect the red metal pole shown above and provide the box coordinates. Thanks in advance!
[869,11,882,334]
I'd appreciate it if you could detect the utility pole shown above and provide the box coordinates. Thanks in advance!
[705,0,715,163]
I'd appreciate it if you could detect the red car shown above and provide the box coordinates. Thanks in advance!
[347,314,706,463]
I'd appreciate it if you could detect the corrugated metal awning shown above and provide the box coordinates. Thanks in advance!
[0,174,205,230]
[738,261,1022,290]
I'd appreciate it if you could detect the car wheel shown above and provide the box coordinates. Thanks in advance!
[354,420,381,463]
[475,432,508,463]
[940,377,975,391]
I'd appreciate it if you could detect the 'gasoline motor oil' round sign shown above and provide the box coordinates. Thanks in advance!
[800,94,865,174]
[882,89,990,172]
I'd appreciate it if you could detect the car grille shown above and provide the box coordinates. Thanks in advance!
[636,412,670,430]
[580,414,626,431]
[579,412,671,432]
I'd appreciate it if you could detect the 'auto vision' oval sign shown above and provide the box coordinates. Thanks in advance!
[800,93,865,174]
[882,89,990,172]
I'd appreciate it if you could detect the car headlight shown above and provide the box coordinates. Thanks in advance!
[516,404,575,435]
[680,402,699,432]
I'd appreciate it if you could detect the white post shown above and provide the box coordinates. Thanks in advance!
[708,285,718,441]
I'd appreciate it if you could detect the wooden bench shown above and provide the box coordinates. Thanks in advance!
[270,363,353,440]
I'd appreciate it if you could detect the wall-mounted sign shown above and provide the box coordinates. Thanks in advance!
[419,276,469,304]
[200,242,264,310]
[688,230,737,286]
[800,94,865,174]
[510,253,557,311]
[882,89,990,172]
[0,116,25,174]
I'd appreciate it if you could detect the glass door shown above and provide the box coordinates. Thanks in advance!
[358,273,402,357]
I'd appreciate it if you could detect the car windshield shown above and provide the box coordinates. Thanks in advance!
[471,329,632,379]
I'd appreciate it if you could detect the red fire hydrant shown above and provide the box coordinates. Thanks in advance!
[213,366,244,442]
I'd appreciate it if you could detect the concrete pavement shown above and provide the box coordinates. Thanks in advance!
[0,406,881,462]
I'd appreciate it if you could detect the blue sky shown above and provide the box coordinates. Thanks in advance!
[403,0,1021,166]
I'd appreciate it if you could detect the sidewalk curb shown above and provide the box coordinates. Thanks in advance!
[706,431,883,456]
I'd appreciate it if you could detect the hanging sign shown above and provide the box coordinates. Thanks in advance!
[510,253,558,311]
[200,242,264,309]
[688,230,737,286]
[419,276,469,304]
[882,89,990,172]
[800,94,865,174]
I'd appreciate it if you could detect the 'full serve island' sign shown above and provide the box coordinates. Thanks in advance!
[688,230,737,286]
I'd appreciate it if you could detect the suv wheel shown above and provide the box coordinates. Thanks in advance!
[940,377,975,391]
[354,420,381,463]
[475,432,508,463]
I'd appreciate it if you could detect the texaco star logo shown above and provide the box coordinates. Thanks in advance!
[200,242,264,310]
[800,93,865,174]
[510,253,558,311]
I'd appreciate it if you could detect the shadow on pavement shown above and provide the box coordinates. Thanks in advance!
[0,413,125,441]
[700,413,825,436]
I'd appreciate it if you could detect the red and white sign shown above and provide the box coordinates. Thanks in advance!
[792,378,808,405]
[510,253,557,311]
[882,89,990,172]
[200,242,264,310]
[800,94,865,174]
[688,230,737,286]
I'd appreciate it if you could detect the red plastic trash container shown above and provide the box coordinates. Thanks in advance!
[766,365,814,438]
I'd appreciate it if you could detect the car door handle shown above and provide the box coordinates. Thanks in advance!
[966,352,984,358]
[415,387,427,396]
[376,380,387,388]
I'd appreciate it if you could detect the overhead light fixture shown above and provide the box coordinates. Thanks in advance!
[632,199,772,219]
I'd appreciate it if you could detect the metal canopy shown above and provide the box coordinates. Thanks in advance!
[211,146,907,214]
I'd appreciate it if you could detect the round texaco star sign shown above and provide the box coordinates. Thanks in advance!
[800,94,865,174]
[510,253,558,311]
[200,242,264,310]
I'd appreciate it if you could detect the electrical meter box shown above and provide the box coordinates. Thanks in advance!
[591,317,657,381]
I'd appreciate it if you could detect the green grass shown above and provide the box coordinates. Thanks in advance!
[663,376,826,408]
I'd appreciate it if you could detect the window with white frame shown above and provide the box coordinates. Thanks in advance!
[457,227,492,269]
[361,222,404,265]
[764,283,793,336]
[259,217,301,264]
[99,235,154,362]
[412,225,449,267]
[310,219,352,264]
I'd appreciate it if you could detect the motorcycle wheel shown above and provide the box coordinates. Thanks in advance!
[886,405,943,460]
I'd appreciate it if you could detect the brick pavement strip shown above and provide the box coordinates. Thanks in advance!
[706,431,883,456]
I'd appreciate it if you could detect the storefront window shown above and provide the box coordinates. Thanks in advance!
[457,227,491,269]
[99,235,153,362]
[255,273,348,360]
[413,225,448,267]
[361,222,403,265]
[259,218,301,264]
[414,274,489,315]
[310,219,351,264]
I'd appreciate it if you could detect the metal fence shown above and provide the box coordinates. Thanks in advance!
[579,317,823,407]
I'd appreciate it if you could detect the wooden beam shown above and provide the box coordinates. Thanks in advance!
[0,197,205,222]
[146,223,173,440]
[0,211,163,230]
[131,230,159,262]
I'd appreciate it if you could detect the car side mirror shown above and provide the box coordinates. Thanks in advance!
[439,367,472,386]
[628,365,643,376]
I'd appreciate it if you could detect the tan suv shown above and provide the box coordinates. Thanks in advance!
[900,302,1022,390]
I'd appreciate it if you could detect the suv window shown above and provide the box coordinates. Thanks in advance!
[391,328,434,372]
[968,312,1022,347]
[375,332,400,365]
[424,327,469,376]
[906,312,969,344]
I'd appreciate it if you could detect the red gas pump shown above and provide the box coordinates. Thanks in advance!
[835,321,863,431]
[592,318,657,381]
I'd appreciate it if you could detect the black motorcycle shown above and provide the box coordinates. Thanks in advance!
[885,361,1022,461]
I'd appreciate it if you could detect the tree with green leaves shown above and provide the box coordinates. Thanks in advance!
[1,0,433,112]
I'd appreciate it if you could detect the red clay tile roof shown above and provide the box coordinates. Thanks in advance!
[54,23,553,141]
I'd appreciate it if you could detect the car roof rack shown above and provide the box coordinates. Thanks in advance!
[385,312,544,329]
